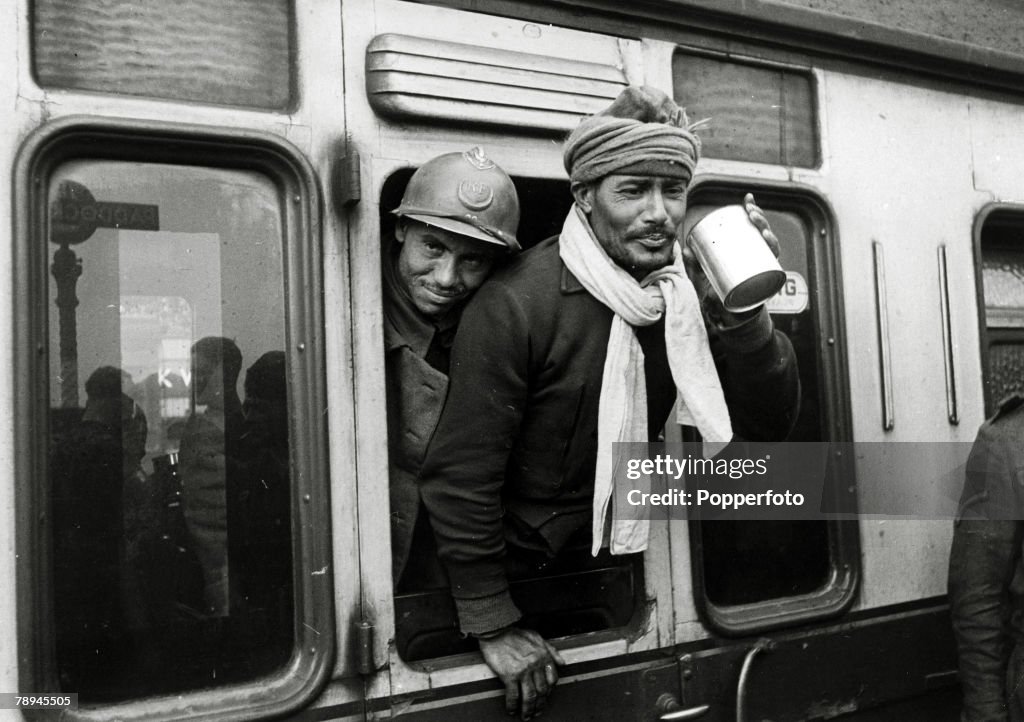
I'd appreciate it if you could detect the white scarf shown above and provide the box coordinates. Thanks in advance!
[558,205,733,555]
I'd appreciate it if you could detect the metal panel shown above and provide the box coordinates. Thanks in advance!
[365,33,627,132]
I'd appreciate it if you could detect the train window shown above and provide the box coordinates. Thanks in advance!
[672,50,818,168]
[684,185,858,634]
[378,169,646,661]
[15,123,331,716]
[978,209,1024,414]
[32,0,293,109]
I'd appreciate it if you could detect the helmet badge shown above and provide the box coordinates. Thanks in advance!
[463,146,496,170]
[457,180,494,211]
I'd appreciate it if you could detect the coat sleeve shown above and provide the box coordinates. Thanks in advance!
[713,307,800,441]
[418,280,531,635]
[948,426,1023,722]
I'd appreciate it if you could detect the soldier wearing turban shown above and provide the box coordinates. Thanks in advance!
[563,84,701,183]
[418,86,800,719]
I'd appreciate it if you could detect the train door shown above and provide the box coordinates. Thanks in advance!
[339,0,692,716]
[6,1,366,718]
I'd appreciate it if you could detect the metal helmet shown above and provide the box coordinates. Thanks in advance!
[393,147,521,252]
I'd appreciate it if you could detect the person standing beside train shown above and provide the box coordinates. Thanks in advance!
[383,147,521,590]
[949,393,1024,721]
[417,86,800,719]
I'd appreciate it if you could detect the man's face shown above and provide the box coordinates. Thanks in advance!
[575,174,688,279]
[191,351,222,408]
[396,219,499,318]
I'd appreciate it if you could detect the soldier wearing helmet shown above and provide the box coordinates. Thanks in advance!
[384,147,520,590]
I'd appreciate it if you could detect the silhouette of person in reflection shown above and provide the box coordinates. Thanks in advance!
[178,337,245,619]
[51,365,148,688]
[230,350,293,670]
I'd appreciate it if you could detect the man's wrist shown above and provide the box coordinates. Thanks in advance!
[716,305,773,352]
[454,589,523,635]
[472,624,515,641]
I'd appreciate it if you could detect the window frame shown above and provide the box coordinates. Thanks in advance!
[973,202,1024,417]
[13,116,334,720]
[683,177,860,636]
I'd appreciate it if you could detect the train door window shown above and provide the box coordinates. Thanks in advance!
[977,208,1024,414]
[378,168,650,661]
[684,185,858,633]
[673,49,819,168]
[32,0,294,109]
[16,123,332,717]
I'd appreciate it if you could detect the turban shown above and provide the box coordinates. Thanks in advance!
[563,86,702,184]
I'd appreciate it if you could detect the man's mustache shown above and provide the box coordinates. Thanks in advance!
[628,227,676,242]
[423,283,467,298]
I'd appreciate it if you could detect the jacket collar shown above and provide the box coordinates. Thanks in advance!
[558,249,587,295]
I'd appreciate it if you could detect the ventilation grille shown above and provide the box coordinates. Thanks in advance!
[366,34,627,133]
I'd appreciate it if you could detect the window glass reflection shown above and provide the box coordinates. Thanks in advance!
[47,162,294,700]
[686,200,829,607]
[983,247,1024,326]
[980,213,1024,412]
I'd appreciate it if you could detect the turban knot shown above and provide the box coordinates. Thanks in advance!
[563,86,702,184]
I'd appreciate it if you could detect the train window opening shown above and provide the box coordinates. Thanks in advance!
[672,50,819,168]
[32,0,294,109]
[378,168,574,253]
[684,186,857,628]
[379,168,645,662]
[978,210,1024,414]
[39,156,306,704]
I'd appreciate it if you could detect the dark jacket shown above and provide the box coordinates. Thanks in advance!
[387,341,448,581]
[383,242,457,583]
[179,405,245,617]
[949,394,1024,722]
[418,235,800,634]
